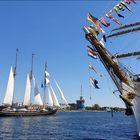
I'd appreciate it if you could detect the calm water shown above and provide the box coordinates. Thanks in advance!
[0,112,139,140]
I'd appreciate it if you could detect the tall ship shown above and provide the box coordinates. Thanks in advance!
[0,50,68,116]
[83,1,140,137]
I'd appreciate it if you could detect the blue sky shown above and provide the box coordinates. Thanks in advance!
[0,1,139,107]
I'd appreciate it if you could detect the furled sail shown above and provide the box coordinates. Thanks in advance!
[48,87,53,106]
[23,74,31,106]
[50,85,60,107]
[33,76,43,106]
[55,80,68,105]
[3,66,14,106]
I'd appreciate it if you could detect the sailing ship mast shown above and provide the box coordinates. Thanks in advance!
[30,53,34,81]
[3,49,19,106]
[23,53,34,106]
[13,48,18,105]
[43,62,48,109]
[13,49,18,79]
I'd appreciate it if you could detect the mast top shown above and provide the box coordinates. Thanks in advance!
[30,53,35,81]
[45,61,47,71]
[13,48,19,78]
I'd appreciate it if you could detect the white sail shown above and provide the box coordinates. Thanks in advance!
[45,70,50,77]
[3,66,14,106]
[55,80,68,105]
[33,76,43,106]
[34,94,43,106]
[48,87,53,106]
[46,77,50,85]
[23,74,31,106]
[50,85,60,107]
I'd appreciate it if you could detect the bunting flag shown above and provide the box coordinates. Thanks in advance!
[100,17,110,27]
[87,12,102,31]
[121,1,133,13]
[130,0,137,4]
[124,0,131,4]
[87,27,98,38]
[112,17,122,25]
[87,46,98,59]
[106,11,122,25]
[105,11,113,19]
[117,3,125,11]
[89,64,98,73]
[89,64,103,77]
[124,0,137,4]
[89,77,100,89]
[113,6,124,18]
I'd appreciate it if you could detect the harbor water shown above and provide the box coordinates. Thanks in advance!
[0,112,139,140]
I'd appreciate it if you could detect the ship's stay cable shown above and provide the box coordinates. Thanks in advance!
[111,22,140,32]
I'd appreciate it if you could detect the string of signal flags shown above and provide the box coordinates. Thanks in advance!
[86,0,138,90]
[86,0,138,43]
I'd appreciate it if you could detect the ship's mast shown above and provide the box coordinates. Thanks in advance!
[29,53,34,105]
[12,48,19,105]
[43,62,47,109]
[13,48,18,79]
[30,53,34,81]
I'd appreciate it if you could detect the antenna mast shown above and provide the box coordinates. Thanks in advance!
[81,85,82,97]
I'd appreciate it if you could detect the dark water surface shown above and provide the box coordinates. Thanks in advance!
[0,112,139,140]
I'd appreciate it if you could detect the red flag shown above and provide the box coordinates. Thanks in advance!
[124,0,131,4]
[130,0,137,4]
[106,11,122,25]
[100,17,110,27]
[124,0,137,4]
[87,46,97,59]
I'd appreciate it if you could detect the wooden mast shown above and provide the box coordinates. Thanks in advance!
[43,61,47,109]
[12,48,19,106]
[29,53,34,106]
[13,48,19,78]
[30,53,34,81]
[85,31,129,86]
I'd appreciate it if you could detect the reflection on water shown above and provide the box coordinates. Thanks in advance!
[0,112,138,140]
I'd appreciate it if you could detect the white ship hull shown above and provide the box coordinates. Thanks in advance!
[132,88,140,136]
